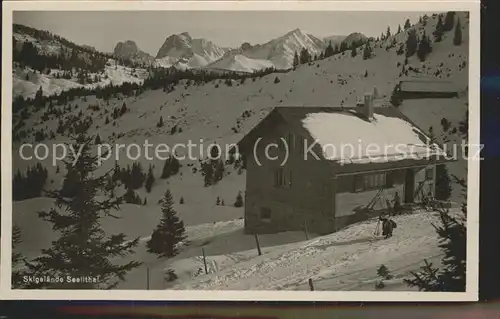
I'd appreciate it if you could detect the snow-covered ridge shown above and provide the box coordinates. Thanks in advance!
[155,32,228,68]
[210,28,329,71]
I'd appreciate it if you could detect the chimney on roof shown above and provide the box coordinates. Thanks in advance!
[356,92,374,120]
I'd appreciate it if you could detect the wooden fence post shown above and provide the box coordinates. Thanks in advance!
[308,278,314,291]
[146,266,150,290]
[202,247,208,274]
[254,234,262,256]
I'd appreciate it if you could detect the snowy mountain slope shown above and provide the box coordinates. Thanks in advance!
[12,12,469,290]
[168,209,451,290]
[13,24,149,99]
[209,28,328,71]
[13,60,148,99]
[155,32,227,68]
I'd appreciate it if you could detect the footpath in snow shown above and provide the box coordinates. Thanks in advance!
[119,209,451,291]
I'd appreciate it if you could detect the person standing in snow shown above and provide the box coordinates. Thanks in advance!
[379,215,397,239]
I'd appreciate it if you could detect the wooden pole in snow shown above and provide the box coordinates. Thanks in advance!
[304,221,309,240]
[254,234,262,256]
[146,266,150,290]
[202,247,208,274]
[308,278,314,291]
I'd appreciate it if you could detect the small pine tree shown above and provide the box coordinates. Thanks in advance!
[386,26,391,39]
[234,191,244,207]
[143,197,148,205]
[390,84,402,107]
[299,47,311,64]
[145,165,155,193]
[157,116,164,128]
[324,41,335,58]
[417,32,432,62]
[453,19,462,46]
[397,24,402,34]
[406,29,418,57]
[179,196,184,204]
[274,77,280,84]
[94,133,101,145]
[404,180,466,292]
[146,190,186,258]
[12,224,24,288]
[404,18,411,30]
[443,12,456,32]
[216,196,221,205]
[434,15,444,42]
[23,134,141,289]
[377,264,392,280]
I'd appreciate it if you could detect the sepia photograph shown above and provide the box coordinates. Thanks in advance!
[1,1,479,301]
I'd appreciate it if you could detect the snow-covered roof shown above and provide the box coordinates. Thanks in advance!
[399,80,458,94]
[301,109,447,165]
[237,106,449,169]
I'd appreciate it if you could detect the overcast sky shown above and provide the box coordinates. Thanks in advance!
[14,11,431,55]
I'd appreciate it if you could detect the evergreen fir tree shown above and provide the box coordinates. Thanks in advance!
[386,26,391,39]
[453,18,462,46]
[443,12,456,32]
[390,84,402,107]
[145,164,155,193]
[130,162,145,189]
[23,134,141,289]
[143,197,148,205]
[216,196,221,205]
[405,29,418,57]
[146,190,186,258]
[157,116,164,128]
[324,41,335,58]
[234,191,244,207]
[123,185,141,205]
[299,48,311,64]
[94,133,101,145]
[405,177,466,292]
[397,24,402,34]
[161,156,180,179]
[12,224,25,288]
[417,31,432,62]
[377,264,392,280]
[434,15,444,42]
[404,18,411,30]
[179,197,184,204]
[292,51,299,69]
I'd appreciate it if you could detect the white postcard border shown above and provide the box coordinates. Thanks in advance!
[1,0,480,301]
